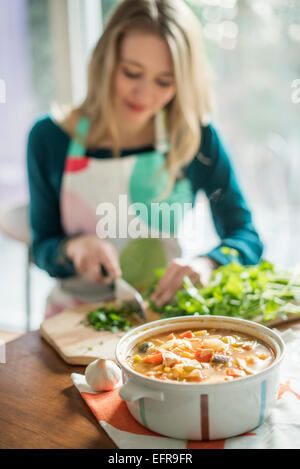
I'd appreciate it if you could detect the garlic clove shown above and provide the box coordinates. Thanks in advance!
[85,358,122,392]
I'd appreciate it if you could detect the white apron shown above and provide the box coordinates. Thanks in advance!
[45,111,194,318]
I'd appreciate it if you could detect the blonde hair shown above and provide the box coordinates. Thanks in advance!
[61,0,215,197]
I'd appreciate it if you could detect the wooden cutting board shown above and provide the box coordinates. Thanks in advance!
[40,301,160,365]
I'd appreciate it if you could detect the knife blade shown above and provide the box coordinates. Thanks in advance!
[100,265,147,321]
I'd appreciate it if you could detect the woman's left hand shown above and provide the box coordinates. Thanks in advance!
[151,256,217,308]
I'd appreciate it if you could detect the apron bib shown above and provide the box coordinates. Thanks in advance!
[45,111,193,318]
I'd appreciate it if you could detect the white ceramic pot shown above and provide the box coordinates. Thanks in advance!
[116,315,285,441]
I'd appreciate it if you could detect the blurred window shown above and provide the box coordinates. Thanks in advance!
[102,0,120,22]
[0,0,101,203]
[186,0,300,266]
[0,0,58,204]
[27,0,56,113]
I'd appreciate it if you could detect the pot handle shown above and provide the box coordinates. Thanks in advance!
[119,380,165,402]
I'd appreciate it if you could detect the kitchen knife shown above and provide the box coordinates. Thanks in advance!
[100,265,147,321]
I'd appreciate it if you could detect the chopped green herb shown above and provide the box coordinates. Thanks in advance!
[145,251,300,324]
[86,302,136,332]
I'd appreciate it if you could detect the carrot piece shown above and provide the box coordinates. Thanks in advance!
[193,375,203,382]
[195,348,214,363]
[226,368,245,378]
[143,351,163,365]
[179,330,194,339]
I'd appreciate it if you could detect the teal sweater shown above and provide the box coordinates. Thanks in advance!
[27,116,263,278]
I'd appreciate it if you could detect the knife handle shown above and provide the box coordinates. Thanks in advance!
[99,265,115,290]
[100,264,110,278]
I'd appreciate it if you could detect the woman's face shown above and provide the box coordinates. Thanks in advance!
[113,31,176,128]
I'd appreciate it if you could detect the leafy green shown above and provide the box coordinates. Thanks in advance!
[85,251,300,330]
[146,255,300,324]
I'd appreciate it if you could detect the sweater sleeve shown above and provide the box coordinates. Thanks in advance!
[27,120,76,278]
[189,122,263,265]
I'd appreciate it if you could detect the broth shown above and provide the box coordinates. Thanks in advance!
[127,328,275,384]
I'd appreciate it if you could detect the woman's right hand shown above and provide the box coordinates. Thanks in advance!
[65,234,122,285]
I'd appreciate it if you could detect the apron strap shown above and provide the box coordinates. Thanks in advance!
[67,116,91,157]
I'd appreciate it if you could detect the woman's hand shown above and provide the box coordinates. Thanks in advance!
[151,256,217,308]
[66,234,122,284]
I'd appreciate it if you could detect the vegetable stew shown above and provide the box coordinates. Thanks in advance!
[127,328,275,383]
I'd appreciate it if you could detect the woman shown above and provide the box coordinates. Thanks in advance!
[27,0,263,318]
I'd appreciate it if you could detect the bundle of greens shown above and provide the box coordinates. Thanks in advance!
[145,248,300,324]
[85,248,300,332]
[86,302,136,333]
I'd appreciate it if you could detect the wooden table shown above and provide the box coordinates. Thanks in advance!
[1,322,300,449]
[0,331,116,449]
